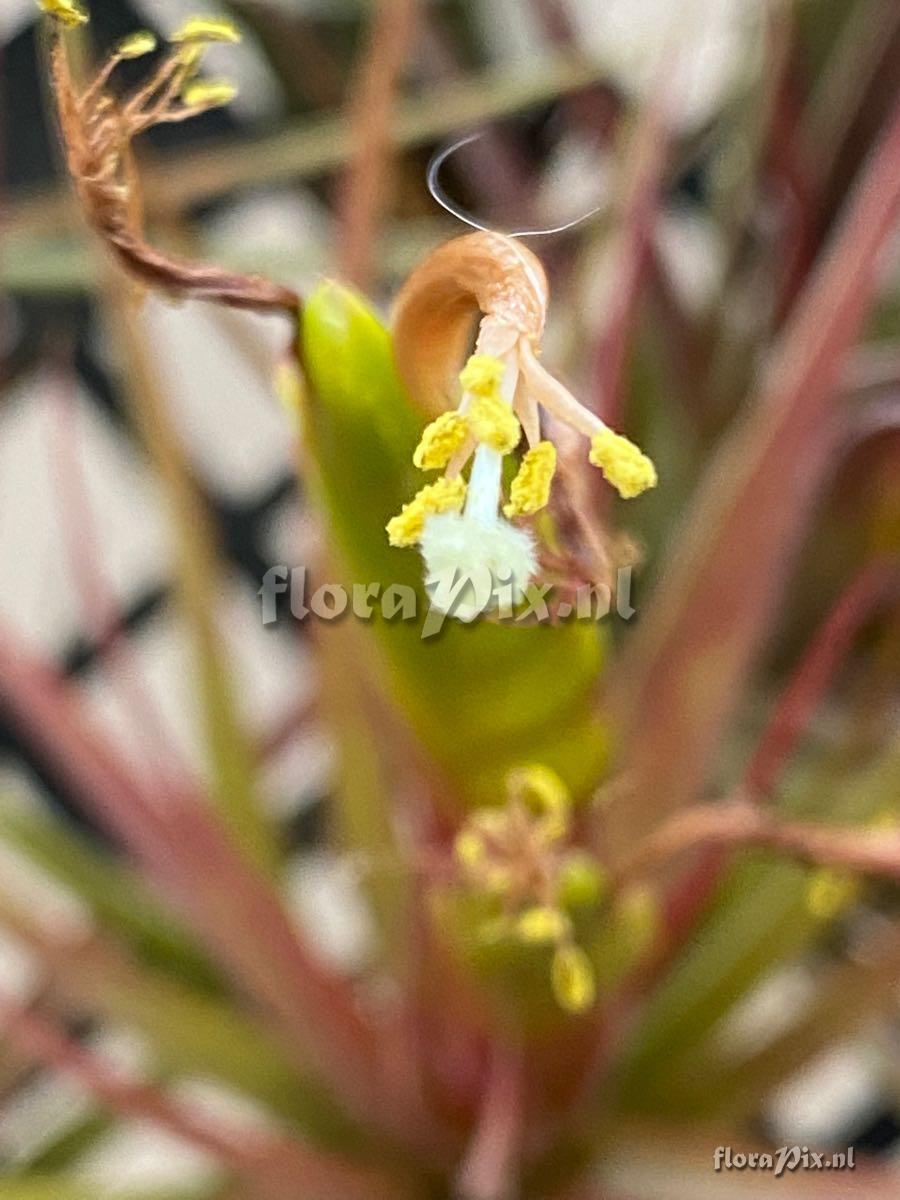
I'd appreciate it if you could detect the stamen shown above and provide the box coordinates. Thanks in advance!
[169,16,242,44]
[503,441,556,517]
[37,0,88,27]
[516,906,571,944]
[413,411,470,471]
[459,354,506,398]
[508,763,570,841]
[588,430,657,499]
[468,393,521,454]
[551,944,596,1014]
[181,78,239,108]
[386,476,467,548]
[118,31,157,59]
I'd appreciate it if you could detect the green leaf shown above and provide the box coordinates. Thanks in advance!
[116,304,277,875]
[0,805,216,992]
[299,283,608,806]
[614,747,900,1114]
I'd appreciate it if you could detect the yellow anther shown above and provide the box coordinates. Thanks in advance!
[386,476,467,548]
[551,944,596,1014]
[413,412,470,471]
[37,0,88,27]
[460,354,505,398]
[117,31,157,58]
[170,16,241,44]
[182,78,238,108]
[516,905,570,944]
[468,394,521,454]
[805,870,859,920]
[589,429,657,499]
[503,441,556,517]
[508,764,571,841]
[454,830,486,873]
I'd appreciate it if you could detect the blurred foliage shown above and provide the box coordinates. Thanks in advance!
[1,1,899,1199]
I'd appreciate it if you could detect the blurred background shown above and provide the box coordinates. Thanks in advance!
[1,0,899,1195]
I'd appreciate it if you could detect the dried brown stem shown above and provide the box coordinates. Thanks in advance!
[47,34,300,316]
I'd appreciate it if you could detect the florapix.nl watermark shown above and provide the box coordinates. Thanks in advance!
[714,1145,855,1178]
[258,565,637,638]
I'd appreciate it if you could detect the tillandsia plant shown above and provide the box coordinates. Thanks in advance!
[1,3,900,1200]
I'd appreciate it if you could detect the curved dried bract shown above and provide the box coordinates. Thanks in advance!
[392,231,548,417]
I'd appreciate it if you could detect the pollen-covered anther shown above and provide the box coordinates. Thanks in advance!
[117,31,157,59]
[503,440,556,517]
[169,16,242,44]
[454,829,487,873]
[468,393,521,454]
[37,0,88,27]
[459,354,506,398]
[386,476,467,548]
[516,905,571,944]
[589,429,657,499]
[413,412,470,471]
[508,763,571,842]
[182,78,238,108]
[551,944,596,1014]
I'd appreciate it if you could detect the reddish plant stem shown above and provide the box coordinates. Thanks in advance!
[615,796,900,888]
[0,994,406,1200]
[0,625,441,1156]
[609,91,900,858]
[456,1043,524,1200]
[664,556,898,946]
[591,88,669,429]
[336,0,419,291]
